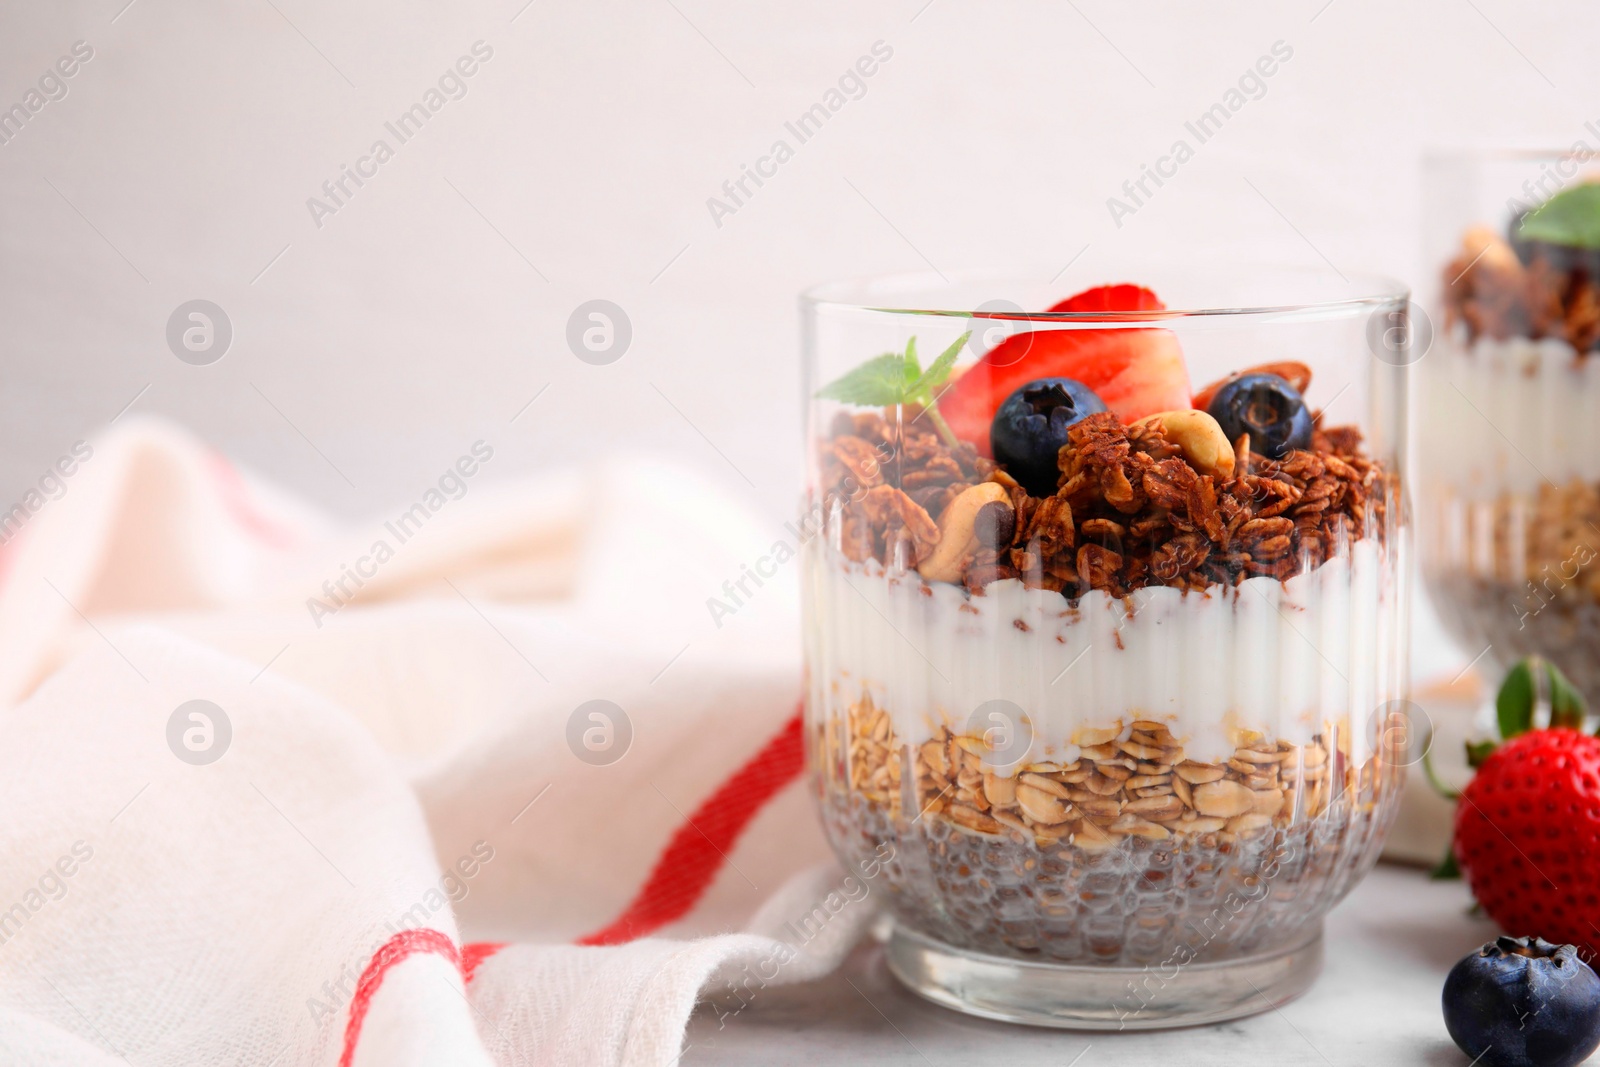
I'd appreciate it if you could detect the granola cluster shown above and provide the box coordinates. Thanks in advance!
[822,412,994,569]
[1444,225,1600,351]
[821,409,1388,597]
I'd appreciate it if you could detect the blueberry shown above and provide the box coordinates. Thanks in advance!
[1509,207,1539,266]
[1206,373,1312,460]
[1510,207,1600,280]
[1443,936,1600,1067]
[990,378,1107,496]
[1529,240,1600,287]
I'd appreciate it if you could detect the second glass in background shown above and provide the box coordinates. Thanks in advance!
[1418,151,1600,705]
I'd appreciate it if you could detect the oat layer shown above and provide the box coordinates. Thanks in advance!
[810,692,1402,964]
[1426,478,1600,705]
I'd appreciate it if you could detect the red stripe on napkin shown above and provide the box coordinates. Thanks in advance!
[207,452,299,549]
[576,708,805,946]
[460,940,506,983]
[338,928,459,1067]
[342,710,807,1061]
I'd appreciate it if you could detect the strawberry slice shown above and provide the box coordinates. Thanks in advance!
[1047,284,1165,316]
[942,286,1191,454]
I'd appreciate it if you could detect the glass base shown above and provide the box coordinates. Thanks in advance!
[885,921,1323,1030]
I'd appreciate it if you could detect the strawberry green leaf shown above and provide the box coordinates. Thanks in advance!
[1431,848,1461,881]
[1422,740,1461,800]
[816,352,916,405]
[1465,738,1498,769]
[1517,183,1600,250]
[914,333,971,394]
[1546,659,1588,730]
[1497,658,1538,740]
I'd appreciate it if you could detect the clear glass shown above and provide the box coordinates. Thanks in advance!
[800,266,1413,1028]
[1418,151,1600,704]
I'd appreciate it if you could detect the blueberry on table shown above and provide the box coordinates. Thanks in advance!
[1205,372,1312,460]
[989,378,1107,496]
[1442,936,1600,1067]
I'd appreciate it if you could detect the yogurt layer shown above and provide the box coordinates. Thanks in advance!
[1418,331,1600,499]
[804,540,1398,766]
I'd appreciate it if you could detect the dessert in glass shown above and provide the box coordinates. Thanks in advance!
[1420,152,1600,704]
[801,270,1412,1028]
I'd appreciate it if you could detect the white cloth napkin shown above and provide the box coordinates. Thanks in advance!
[0,419,871,1067]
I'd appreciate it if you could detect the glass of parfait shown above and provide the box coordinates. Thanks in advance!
[1418,151,1600,706]
[800,268,1413,1028]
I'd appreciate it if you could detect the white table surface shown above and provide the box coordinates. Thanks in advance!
[682,862,1503,1065]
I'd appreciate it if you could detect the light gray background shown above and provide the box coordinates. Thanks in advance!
[2,0,1595,675]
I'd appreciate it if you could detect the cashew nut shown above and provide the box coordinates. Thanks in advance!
[1461,224,1524,278]
[917,482,1011,584]
[1131,409,1236,478]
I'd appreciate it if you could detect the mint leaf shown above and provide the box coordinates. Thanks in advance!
[902,337,922,387]
[816,334,970,448]
[1497,658,1537,740]
[1518,183,1600,249]
[815,352,915,406]
[914,333,971,394]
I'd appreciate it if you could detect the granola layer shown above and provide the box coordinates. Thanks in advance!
[1443,225,1600,352]
[822,408,1389,599]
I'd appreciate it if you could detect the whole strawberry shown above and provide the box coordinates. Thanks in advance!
[1455,728,1600,960]
[1434,656,1600,960]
